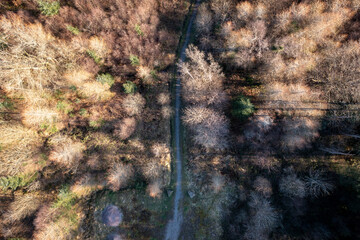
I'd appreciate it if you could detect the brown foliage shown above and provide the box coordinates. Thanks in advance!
[309,41,360,103]
[114,117,137,140]
[3,194,40,223]
[0,14,78,93]
[122,93,146,117]
[0,122,42,175]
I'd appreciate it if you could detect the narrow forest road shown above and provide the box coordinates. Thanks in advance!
[164,1,201,239]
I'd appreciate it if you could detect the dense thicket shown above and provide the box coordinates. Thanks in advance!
[181,0,360,239]
[0,0,187,238]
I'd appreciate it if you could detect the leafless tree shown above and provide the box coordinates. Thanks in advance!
[183,106,229,150]
[253,176,272,198]
[122,93,146,117]
[196,4,213,36]
[279,173,306,198]
[178,45,227,108]
[107,163,134,191]
[245,192,279,240]
[210,0,233,22]
[305,170,334,198]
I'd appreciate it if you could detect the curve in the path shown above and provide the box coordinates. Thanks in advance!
[164,1,201,240]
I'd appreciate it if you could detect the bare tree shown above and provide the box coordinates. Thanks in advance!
[245,192,279,240]
[210,0,233,22]
[49,134,85,172]
[253,176,272,198]
[279,173,306,198]
[107,163,134,191]
[305,170,334,198]
[178,45,227,108]
[196,3,213,36]
[183,106,229,150]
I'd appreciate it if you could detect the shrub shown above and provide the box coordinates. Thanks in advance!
[130,55,140,66]
[113,117,136,140]
[122,93,146,116]
[305,170,334,198]
[56,101,73,114]
[87,50,102,64]
[231,95,255,121]
[157,93,171,105]
[96,73,115,87]
[107,163,134,191]
[253,176,272,198]
[123,81,137,94]
[38,1,60,16]
[4,194,40,223]
[279,173,306,198]
[161,106,173,119]
[48,134,85,172]
[0,172,38,191]
[147,180,162,198]
[0,96,14,110]
[53,185,77,210]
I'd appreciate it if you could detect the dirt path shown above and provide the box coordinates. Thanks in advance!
[164,1,201,239]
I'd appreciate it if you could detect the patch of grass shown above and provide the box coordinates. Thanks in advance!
[96,73,115,87]
[69,85,77,91]
[134,24,144,36]
[89,119,105,129]
[289,20,300,33]
[130,54,140,66]
[0,35,8,50]
[271,45,284,52]
[87,50,102,64]
[56,101,73,114]
[79,108,87,116]
[0,172,38,191]
[66,25,80,35]
[40,122,58,134]
[231,95,255,121]
[123,81,137,94]
[53,185,77,210]
[38,0,60,16]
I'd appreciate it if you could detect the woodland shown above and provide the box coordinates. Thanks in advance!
[0,0,360,240]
